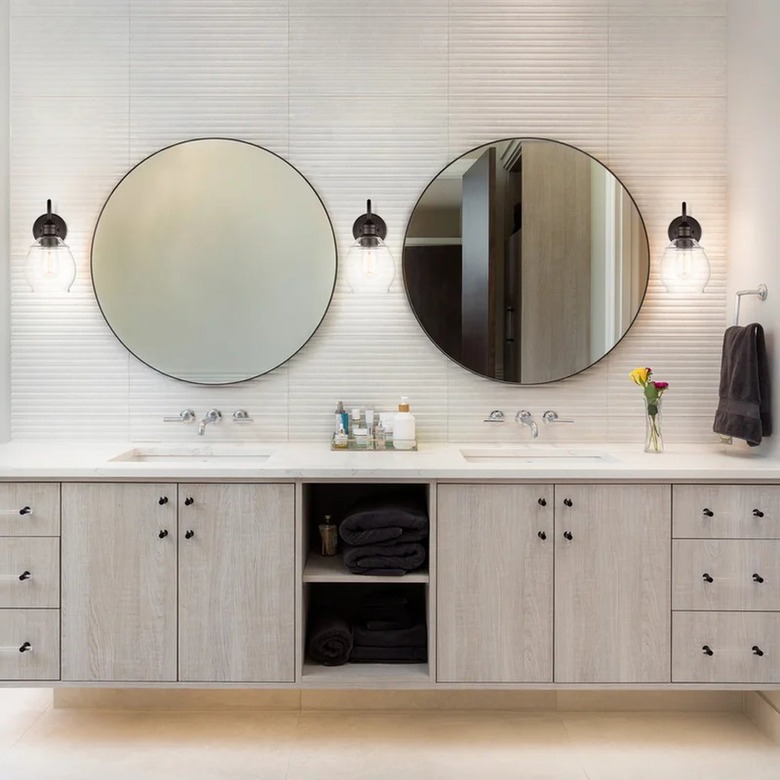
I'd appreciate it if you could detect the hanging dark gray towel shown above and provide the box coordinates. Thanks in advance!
[713,323,772,446]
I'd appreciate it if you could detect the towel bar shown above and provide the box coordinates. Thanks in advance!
[734,284,768,326]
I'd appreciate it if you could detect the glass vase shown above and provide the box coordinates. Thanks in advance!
[644,397,664,454]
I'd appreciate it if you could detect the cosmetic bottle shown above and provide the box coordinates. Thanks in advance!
[350,408,364,438]
[333,423,348,449]
[334,401,349,435]
[319,514,338,556]
[374,421,387,450]
[393,396,416,450]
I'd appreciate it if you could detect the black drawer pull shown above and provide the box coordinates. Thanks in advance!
[563,531,573,541]
[158,530,168,539]
[702,508,714,517]
[537,498,547,507]
[158,496,169,505]
[752,645,765,657]
[19,506,32,515]
[184,497,194,506]
[753,573,765,583]
[702,645,714,656]
[563,498,573,507]
[19,642,31,653]
[702,573,713,583]
[185,530,195,539]
[537,531,547,540]
[753,509,765,518]
[18,570,32,581]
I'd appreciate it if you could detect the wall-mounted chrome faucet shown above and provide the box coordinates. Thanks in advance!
[515,410,538,439]
[163,409,196,424]
[198,409,222,436]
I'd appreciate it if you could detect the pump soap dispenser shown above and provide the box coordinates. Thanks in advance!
[393,396,416,450]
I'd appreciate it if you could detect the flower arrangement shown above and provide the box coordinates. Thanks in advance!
[630,367,669,453]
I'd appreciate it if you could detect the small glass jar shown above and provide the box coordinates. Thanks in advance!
[319,515,338,556]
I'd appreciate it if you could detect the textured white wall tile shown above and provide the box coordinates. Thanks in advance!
[9,0,730,444]
[609,17,726,97]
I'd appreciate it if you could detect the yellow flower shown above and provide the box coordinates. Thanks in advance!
[629,367,651,386]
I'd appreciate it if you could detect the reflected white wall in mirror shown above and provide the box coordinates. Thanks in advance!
[91,139,337,385]
[403,138,650,385]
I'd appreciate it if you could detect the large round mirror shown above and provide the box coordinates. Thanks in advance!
[92,138,337,384]
[403,138,649,384]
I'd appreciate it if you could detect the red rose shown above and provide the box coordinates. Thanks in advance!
[652,381,669,390]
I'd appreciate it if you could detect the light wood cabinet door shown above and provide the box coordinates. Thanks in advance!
[437,484,554,683]
[555,484,671,683]
[178,484,295,683]
[61,483,177,682]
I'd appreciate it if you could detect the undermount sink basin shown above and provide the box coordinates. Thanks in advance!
[109,445,274,464]
[459,447,613,464]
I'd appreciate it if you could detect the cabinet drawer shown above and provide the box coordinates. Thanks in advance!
[0,484,60,537]
[673,485,780,539]
[673,540,780,611]
[672,611,780,683]
[0,538,60,608]
[0,609,59,680]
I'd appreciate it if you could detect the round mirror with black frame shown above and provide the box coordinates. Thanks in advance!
[402,138,650,384]
[91,138,337,385]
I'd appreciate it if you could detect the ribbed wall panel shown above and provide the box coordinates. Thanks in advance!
[9,0,729,445]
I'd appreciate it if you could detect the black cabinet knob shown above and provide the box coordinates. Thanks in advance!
[18,571,32,581]
[184,497,194,506]
[563,531,573,540]
[19,642,31,653]
[538,498,547,507]
[752,645,765,657]
[537,531,547,540]
[702,508,714,517]
[753,573,765,583]
[158,497,169,505]
[158,530,168,539]
[19,506,31,515]
[753,509,765,518]
[702,645,714,656]
[185,530,194,539]
[702,573,714,583]
[563,498,573,507]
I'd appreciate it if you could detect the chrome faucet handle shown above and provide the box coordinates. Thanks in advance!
[515,410,539,439]
[483,410,505,423]
[232,410,254,424]
[542,410,574,424]
[163,409,196,423]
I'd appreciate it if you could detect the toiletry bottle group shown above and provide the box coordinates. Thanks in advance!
[331,397,416,450]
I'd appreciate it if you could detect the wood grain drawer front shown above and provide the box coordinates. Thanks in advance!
[673,612,780,683]
[673,540,780,611]
[0,538,59,608]
[0,609,59,680]
[0,484,59,537]
[673,486,780,539]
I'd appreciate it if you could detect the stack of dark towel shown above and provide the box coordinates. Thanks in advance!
[338,497,429,576]
[351,590,427,664]
[307,587,427,666]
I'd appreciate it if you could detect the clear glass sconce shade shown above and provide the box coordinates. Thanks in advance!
[345,236,396,293]
[24,237,77,293]
[659,238,711,294]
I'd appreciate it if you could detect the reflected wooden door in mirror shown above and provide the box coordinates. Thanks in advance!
[403,139,650,384]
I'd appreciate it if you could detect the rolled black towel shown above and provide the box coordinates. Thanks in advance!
[342,542,427,576]
[354,623,427,649]
[339,497,429,546]
[307,613,353,667]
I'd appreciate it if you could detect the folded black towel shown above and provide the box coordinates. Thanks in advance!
[307,613,353,667]
[354,623,427,649]
[713,323,772,446]
[339,498,429,546]
[350,646,428,663]
[342,542,427,576]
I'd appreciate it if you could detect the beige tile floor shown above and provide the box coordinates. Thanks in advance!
[1,689,780,779]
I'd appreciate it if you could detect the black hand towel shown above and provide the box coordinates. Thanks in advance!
[354,623,428,649]
[339,498,429,546]
[350,646,428,663]
[307,613,353,666]
[713,323,772,447]
[342,542,427,576]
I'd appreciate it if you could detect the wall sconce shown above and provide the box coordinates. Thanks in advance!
[24,199,77,293]
[345,199,395,293]
[659,201,711,294]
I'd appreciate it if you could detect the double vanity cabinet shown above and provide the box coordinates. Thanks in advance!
[2,473,780,690]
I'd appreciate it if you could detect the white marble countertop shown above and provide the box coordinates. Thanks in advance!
[0,440,776,481]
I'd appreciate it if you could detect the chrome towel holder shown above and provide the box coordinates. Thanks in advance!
[734,284,768,326]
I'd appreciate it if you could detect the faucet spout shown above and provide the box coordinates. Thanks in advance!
[515,410,539,439]
[198,409,222,436]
